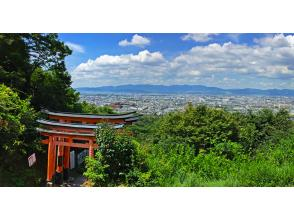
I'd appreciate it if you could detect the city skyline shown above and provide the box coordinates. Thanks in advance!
[59,33,294,90]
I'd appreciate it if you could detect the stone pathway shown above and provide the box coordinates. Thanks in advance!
[61,171,87,187]
[70,175,87,187]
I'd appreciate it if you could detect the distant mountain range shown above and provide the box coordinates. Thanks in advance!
[76,84,294,96]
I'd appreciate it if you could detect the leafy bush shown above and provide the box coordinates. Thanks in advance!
[0,84,38,152]
[129,138,294,187]
[0,84,44,186]
[232,137,294,186]
[237,109,293,151]
[84,124,137,186]
[84,151,109,186]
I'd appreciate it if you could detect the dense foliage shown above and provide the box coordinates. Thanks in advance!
[0,33,80,111]
[85,105,294,187]
[0,84,44,186]
[84,124,137,186]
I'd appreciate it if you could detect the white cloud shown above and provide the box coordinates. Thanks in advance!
[72,50,166,86]
[65,42,85,53]
[181,33,219,42]
[76,50,164,71]
[118,34,150,47]
[72,34,294,88]
[254,33,294,47]
[173,34,294,79]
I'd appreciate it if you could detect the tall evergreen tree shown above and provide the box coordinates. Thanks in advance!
[0,33,79,111]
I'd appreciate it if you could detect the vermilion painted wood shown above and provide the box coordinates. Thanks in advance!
[52,137,56,181]
[89,139,94,158]
[46,126,95,133]
[40,131,95,139]
[63,146,70,169]
[41,139,98,148]
[46,136,55,182]
[56,144,64,173]
[48,115,127,124]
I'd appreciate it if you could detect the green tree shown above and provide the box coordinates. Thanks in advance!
[237,108,292,151]
[0,84,38,151]
[0,33,79,111]
[0,84,43,186]
[30,68,79,111]
[157,104,239,150]
[85,124,137,186]
[0,34,30,97]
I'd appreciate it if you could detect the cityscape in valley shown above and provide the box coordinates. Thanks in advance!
[80,93,294,115]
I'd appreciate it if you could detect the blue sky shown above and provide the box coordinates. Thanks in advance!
[58,33,294,89]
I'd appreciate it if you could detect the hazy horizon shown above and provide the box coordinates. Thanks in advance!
[74,83,294,91]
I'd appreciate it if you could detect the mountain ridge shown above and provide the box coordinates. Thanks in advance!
[76,84,294,96]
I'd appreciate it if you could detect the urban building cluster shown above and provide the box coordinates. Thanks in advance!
[80,94,294,116]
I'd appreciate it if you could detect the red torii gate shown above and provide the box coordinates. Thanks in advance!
[37,109,139,186]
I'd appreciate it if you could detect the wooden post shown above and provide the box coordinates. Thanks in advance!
[63,146,70,169]
[56,144,64,172]
[46,136,55,184]
[89,139,94,158]
[63,138,71,181]
[55,137,64,185]
[52,136,56,179]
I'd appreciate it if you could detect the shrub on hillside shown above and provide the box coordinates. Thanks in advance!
[84,124,137,186]
[0,84,43,186]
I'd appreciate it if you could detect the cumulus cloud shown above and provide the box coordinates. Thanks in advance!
[254,33,294,47]
[118,34,150,47]
[175,34,294,79]
[181,33,219,42]
[72,34,294,88]
[72,50,167,86]
[65,42,85,53]
[76,50,164,71]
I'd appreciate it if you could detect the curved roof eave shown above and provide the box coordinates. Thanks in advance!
[36,128,95,137]
[37,119,125,129]
[41,109,138,119]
